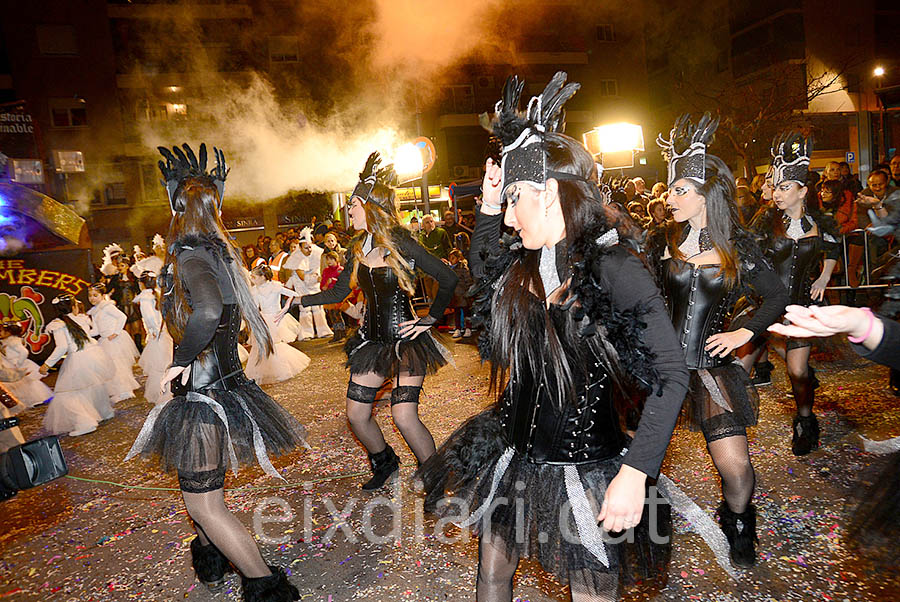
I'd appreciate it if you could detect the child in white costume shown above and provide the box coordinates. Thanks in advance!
[246,265,310,384]
[0,323,53,408]
[87,283,139,403]
[283,233,332,340]
[134,272,173,405]
[39,295,114,436]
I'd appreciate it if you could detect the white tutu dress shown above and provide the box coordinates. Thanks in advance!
[134,289,173,405]
[284,247,333,340]
[43,315,115,436]
[245,280,310,385]
[88,298,139,403]
[1,335,52,407]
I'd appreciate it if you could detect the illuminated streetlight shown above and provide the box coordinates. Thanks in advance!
[393,143,425,183]
[583,122,645,169]
[874,66,885,77]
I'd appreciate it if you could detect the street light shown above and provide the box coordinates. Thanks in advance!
[393,143,425,183]
[583,122,645,169]
[874,66,885,78]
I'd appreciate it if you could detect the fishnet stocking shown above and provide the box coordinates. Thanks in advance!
[707,435,755,514]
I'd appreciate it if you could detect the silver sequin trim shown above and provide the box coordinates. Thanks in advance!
[860,435,900,454]
[540,245,561,297]
[698,369,732,412]
[679,227,702,258]
[657,474,739,581]
[457,447,515,527]
[564,465,610,567]
[596,228,619,247]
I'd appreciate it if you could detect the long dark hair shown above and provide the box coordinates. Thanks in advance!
[664,154,743,287]
[488,133,626,406]
[165,177,272,355]
[52,296,91,350]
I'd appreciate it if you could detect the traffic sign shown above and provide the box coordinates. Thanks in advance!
[846,151,855,164]
[413,137,436,174]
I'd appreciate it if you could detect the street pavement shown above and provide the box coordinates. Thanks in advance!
[2,335,899,601]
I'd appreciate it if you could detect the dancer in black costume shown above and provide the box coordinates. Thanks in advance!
[416,73,690,601]
[126,144,305,601]
[299,153,457,490]
[744,133,841,455]
[647,113,788,567]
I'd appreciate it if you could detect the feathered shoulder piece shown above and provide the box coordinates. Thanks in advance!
[482,72,580,197]
[568,225,663,395]
[656,112,718,186]
[157,143,229,214]
[770,131,812,187]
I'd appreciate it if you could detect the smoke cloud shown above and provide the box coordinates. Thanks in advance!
[133,0,522,201]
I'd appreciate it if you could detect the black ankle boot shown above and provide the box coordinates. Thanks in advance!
[751,361,773,386]
[792,413,820,456]
[361,445,400,491]
[242,566,299,602]
[190,537,232,589]
[717,502,758,568]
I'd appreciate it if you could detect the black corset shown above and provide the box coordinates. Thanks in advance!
[497,305,626,465]
[771,236,821,305]
[171,303,250,395]
[662,259,737,369]
[357,265,416,344]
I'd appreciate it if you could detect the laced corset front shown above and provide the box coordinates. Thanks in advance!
[662,259,737,369]
[357,264,416,344]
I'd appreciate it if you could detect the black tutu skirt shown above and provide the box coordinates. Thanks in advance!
[126,380,308,476]
[416,409,671,588]
[680,363,759,442]
[846,451,900,572]
[344,330,452,377]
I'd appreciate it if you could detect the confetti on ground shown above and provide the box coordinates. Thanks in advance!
[2,338,899,600]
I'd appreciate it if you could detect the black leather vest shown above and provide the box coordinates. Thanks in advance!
[497,305,626,465]
[662,259,736,369]
[770,235,821,305]
[171,303,250,395]
[357,265,416,344]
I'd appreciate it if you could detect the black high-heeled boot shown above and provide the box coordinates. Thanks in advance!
[751,361,774,386]
[242,566,299,602]
[361,445,400,491]
[792,413,820,456]
[190,537,232,590]
[717,502,758,568]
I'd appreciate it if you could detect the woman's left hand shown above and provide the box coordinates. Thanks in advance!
[398,316,436,340]
[108,334,118,341]
[704,328,753,358]
[596,464,647,532]
[810,276,829,301]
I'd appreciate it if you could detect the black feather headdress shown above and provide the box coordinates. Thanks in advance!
[656,112,719,186]
[350,151,398,211]
[157,143,228,214]
[484,71,581,198]
[770,131,813,187]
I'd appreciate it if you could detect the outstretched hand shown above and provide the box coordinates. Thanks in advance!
[768,304,876,340]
